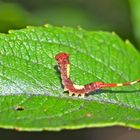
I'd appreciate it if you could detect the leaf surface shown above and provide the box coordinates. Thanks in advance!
[0,25,140,131]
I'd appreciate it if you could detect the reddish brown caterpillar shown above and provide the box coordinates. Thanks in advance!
[55,52,140,98]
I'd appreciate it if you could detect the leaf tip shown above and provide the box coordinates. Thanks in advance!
[8,30,15,34]
[111,31,116,36]
[125,39,130,44]
[44,24,51,28]
[26,25,32,29]
[77,25,83,30]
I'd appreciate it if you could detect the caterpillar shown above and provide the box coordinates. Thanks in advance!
[55,52,140,98]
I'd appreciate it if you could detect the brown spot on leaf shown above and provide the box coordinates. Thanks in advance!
[85,113,92,117]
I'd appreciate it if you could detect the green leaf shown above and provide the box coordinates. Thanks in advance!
[0,25,140,131]
[129,0,140,48]
[0,2,44,33]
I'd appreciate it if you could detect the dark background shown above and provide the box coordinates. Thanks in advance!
[1,126,140,140]
[0,0,140,139]
[0,0,134,42]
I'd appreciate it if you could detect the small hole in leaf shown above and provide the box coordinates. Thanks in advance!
[15,106,24,111]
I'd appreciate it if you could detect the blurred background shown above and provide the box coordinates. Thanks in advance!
[0,0,137,45]
[1,0,140,139]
